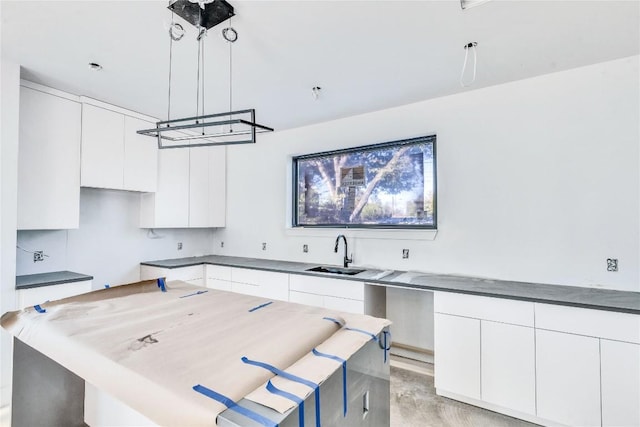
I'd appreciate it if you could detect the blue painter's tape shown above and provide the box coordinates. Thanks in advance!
[312,349,347,417]
[104,284,110,289]
[266,380,304,427]
[179,290,209,299]
[193,384,278,427]
[345,327,378,342]
[157,277,166,292]
[242,356,321,427]
[322,317,345,327]
[382,330,392,364]
[34,304,46,314]
[248,301,273,313]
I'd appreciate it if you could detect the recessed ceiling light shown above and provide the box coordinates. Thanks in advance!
[88,62,103,71]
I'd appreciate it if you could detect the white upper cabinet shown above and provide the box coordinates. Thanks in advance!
[17,83,81,230]
[140,145,225,229]
[123,116,157,192]
[81,104,124,189]
[140,148,190,228]
[80,98,157,192]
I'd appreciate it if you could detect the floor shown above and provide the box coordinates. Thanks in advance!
[390,364,538,427]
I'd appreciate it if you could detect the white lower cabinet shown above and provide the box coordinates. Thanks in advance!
[435,292,640,427]
[433,313,481,399]
[230,268,289,301]
[17,280,93,309]
[205,265,233,291]
[536,329,602,427]
[288,274,365,314]
[139,265,204,286]
[600,339,640,427]
[481,320,536,415]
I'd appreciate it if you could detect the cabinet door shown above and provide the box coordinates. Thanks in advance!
[231,282,261,297]
[289,291,324,308]
[601,339,640,427]
[123,116,157,192]
[208,146,226,227]
[231,268,289,302]
[324,295,364,314]
[140,266,169,281]
[207,279,233,292]
[81,104,124,189]
[149,149,189,227]
[18,280,93,309]
[434,313,481,399]
[18,86,81,229]
[189,146,210,227]
[481,320,535,415]
[536,329,601,427]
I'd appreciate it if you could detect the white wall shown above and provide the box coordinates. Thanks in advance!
[16,188,215,289]
[216,56,639,293]
[0,59,20,419]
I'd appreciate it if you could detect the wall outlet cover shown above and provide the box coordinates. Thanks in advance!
[402,249,409,259]
[303,244,308,253]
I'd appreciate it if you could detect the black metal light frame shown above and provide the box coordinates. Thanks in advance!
[138,1,274,148]
[137,109,274,149]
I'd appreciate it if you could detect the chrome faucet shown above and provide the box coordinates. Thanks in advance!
[334,234,353,268]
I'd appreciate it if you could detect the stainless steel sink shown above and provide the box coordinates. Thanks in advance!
[306,265,366,276]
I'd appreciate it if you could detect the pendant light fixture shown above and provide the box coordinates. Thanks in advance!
[138,0,273,149]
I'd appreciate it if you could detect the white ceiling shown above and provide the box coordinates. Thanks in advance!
[1,1,638,131]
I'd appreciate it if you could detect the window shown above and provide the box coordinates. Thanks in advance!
[293,135,436,229]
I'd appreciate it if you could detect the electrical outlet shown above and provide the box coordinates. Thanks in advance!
[177,242,183,250]
[262,242,267,251]
[402,249,409,259]
[220,241,224,248]
[303,244,308,253]
[607,258,618,272]
[33,251,44,262]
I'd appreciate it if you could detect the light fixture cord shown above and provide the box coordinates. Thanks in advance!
[460,42,478,87]
[196,34,201,120]
[229,18,233,132]
[167,12,175,122]
[202,34,205,135]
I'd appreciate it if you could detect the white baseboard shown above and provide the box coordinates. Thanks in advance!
[436,389,565,427]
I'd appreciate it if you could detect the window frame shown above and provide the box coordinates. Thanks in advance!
[292,135,437,230]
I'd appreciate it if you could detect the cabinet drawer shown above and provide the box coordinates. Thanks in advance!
[231,268,286,286]
[289,291,324,308]
[140,266,167,281]
[434,292,534,327]
[206,265,232,281]
[18,280,93,309]
[289,274,364,301]
[231,282,261,297]
[207,279,233,292]
[535,303,640,344]
[167,265,204,282]
[323,296,364,314]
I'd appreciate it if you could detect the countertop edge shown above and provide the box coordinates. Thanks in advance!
[16,272,94,290]
[140,256,640,315]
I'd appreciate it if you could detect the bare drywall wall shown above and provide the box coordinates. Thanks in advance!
[216,56,639,292]
[16,188,215,289]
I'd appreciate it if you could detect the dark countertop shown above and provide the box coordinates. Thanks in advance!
[141,255,640,315]
[16,271,94,290]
